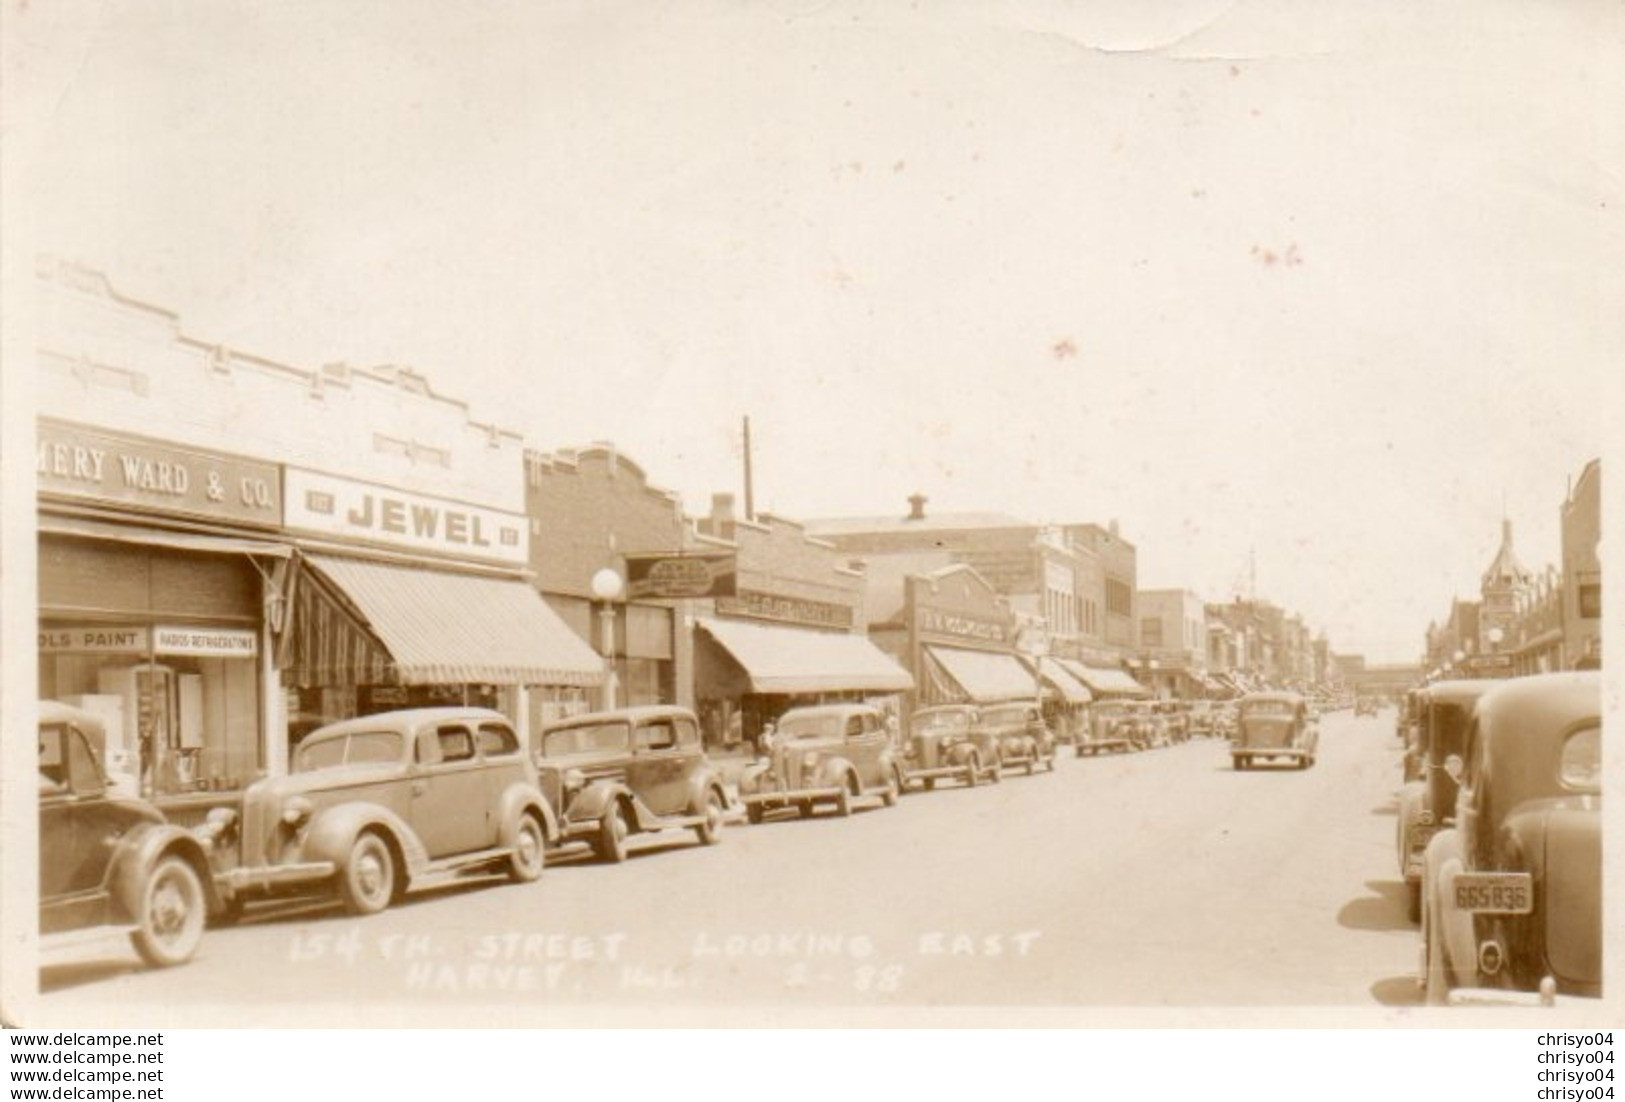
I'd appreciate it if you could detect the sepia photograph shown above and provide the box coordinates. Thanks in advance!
[2,0,1621,1073]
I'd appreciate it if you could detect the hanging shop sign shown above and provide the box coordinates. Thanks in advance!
[36,419,282,527]
[624,551,737,599]
[284,467,528,567]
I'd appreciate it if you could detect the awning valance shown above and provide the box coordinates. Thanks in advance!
[926,646,1037,704]
[696,617,913,694]
[39,513,291,558]
[301,554,604,687]
[1058,658,1149,697]
[1028,657,1094,704]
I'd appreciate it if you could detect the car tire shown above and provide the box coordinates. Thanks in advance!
[922,777,935,792]
[964,754,979,788]
[1423,897,1453,1005]
[338,831,396,917]
[746,802,765,825]
[694,790,726,845]
[989,762,1003,784]
[130,854,207,967]
[796,800,815,819]
[508,812,546,883]
[881,767,901,807]
[833,781,853,817]
[1405,880,1421,924]
[596,801,629,863]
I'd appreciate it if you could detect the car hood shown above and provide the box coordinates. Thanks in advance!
[250,762,403,801]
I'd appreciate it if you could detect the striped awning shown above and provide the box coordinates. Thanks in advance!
[1030,657,1094,705]
[300,554,604,686]
[925,646,1037,704]
[1058,658,1149,697]
[696,617,913,694]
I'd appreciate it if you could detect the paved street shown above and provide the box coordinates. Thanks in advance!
[35,710,1423,1021]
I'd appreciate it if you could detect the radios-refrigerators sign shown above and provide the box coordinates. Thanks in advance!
[624,552,737,599]
[284,468,527,566]
[35,419,282,527]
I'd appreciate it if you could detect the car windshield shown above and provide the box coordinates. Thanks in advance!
[542,722,630,757]
[295,731,402,772]
[777,713,845,741]
[1241,700,1293,718]
[912,711,970,734]
[1560,726,1601,790]
[981,707,1028,725]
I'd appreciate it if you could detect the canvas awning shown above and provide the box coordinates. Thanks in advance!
[39,513,292,558]
[925,646,1038,704]
[696,617,913,694]
[1028,657,1094,705]
[1058,658,1149,697]
[300,554,604,686]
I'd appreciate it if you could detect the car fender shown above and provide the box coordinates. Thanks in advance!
[497,783,559,845]
[565,781,633,827]
[685,769,729,813]
[738,762,771,796]
[944,741,977,767]
[301,802,429,880]
[813,756,856,790]
[1422,828,1476,988]
[109,823,222,923]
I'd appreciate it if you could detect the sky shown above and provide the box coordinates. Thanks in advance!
[7,0,1622,663]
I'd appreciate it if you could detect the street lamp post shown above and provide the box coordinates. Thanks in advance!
[591,567,624,711]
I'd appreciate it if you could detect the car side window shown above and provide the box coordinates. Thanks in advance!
[415,730,444,766]
[845,716,863,738]
[437,725,476,763]
[638,722,677,751]
[38,724,70,795]
[673,717,700,749]
[477,723,519,758]
[65,728,105,795]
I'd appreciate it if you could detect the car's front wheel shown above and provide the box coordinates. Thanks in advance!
[339,831,396,917]
[694,790,726,845]
[746,802,765,825]
[131,854,207,967]
[508,812,546,882]
[596,802,630,863]
[833,781,853,817]
[881,767,901,807]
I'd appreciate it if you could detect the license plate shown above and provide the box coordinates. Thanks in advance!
[1454,873,1533,914]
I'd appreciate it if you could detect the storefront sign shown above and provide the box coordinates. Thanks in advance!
[284,468,527,567]
[714,589,855,629]
[39,626,149,653]
[154,625,258,657]
[918,606,1009,644]
[625,552,737,599]
[36,420,282,527]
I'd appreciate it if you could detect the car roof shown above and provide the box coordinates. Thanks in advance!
[542,705,698,731]
[40,699,106,730]
[1240,692,1303,705]
[305,707,513,741]
[1421,679,1504,708]
[780,703,880,719]
[1477,672,1601,758]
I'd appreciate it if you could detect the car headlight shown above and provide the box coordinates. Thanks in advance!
[800,752,819,773]
[282,796,314,826]
[563,768,587,792]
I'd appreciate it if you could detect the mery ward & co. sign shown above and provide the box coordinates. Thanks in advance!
[284,468,527,566]
[36,419,282,527]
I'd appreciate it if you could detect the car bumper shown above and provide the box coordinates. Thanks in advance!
[902,764,973,782]
[221,861,337,893]
[742,786,843,808]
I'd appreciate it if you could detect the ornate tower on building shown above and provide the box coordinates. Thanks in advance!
[1479,518,1533,654]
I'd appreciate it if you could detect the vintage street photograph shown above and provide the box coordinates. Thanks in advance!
[1,0,1620,1035]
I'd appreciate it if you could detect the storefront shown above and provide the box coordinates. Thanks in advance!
[694,614,913,751]
[1027,656,1094,742]
[36,420,286,811]
[896,565,1029,718]
[279,468,604,748]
